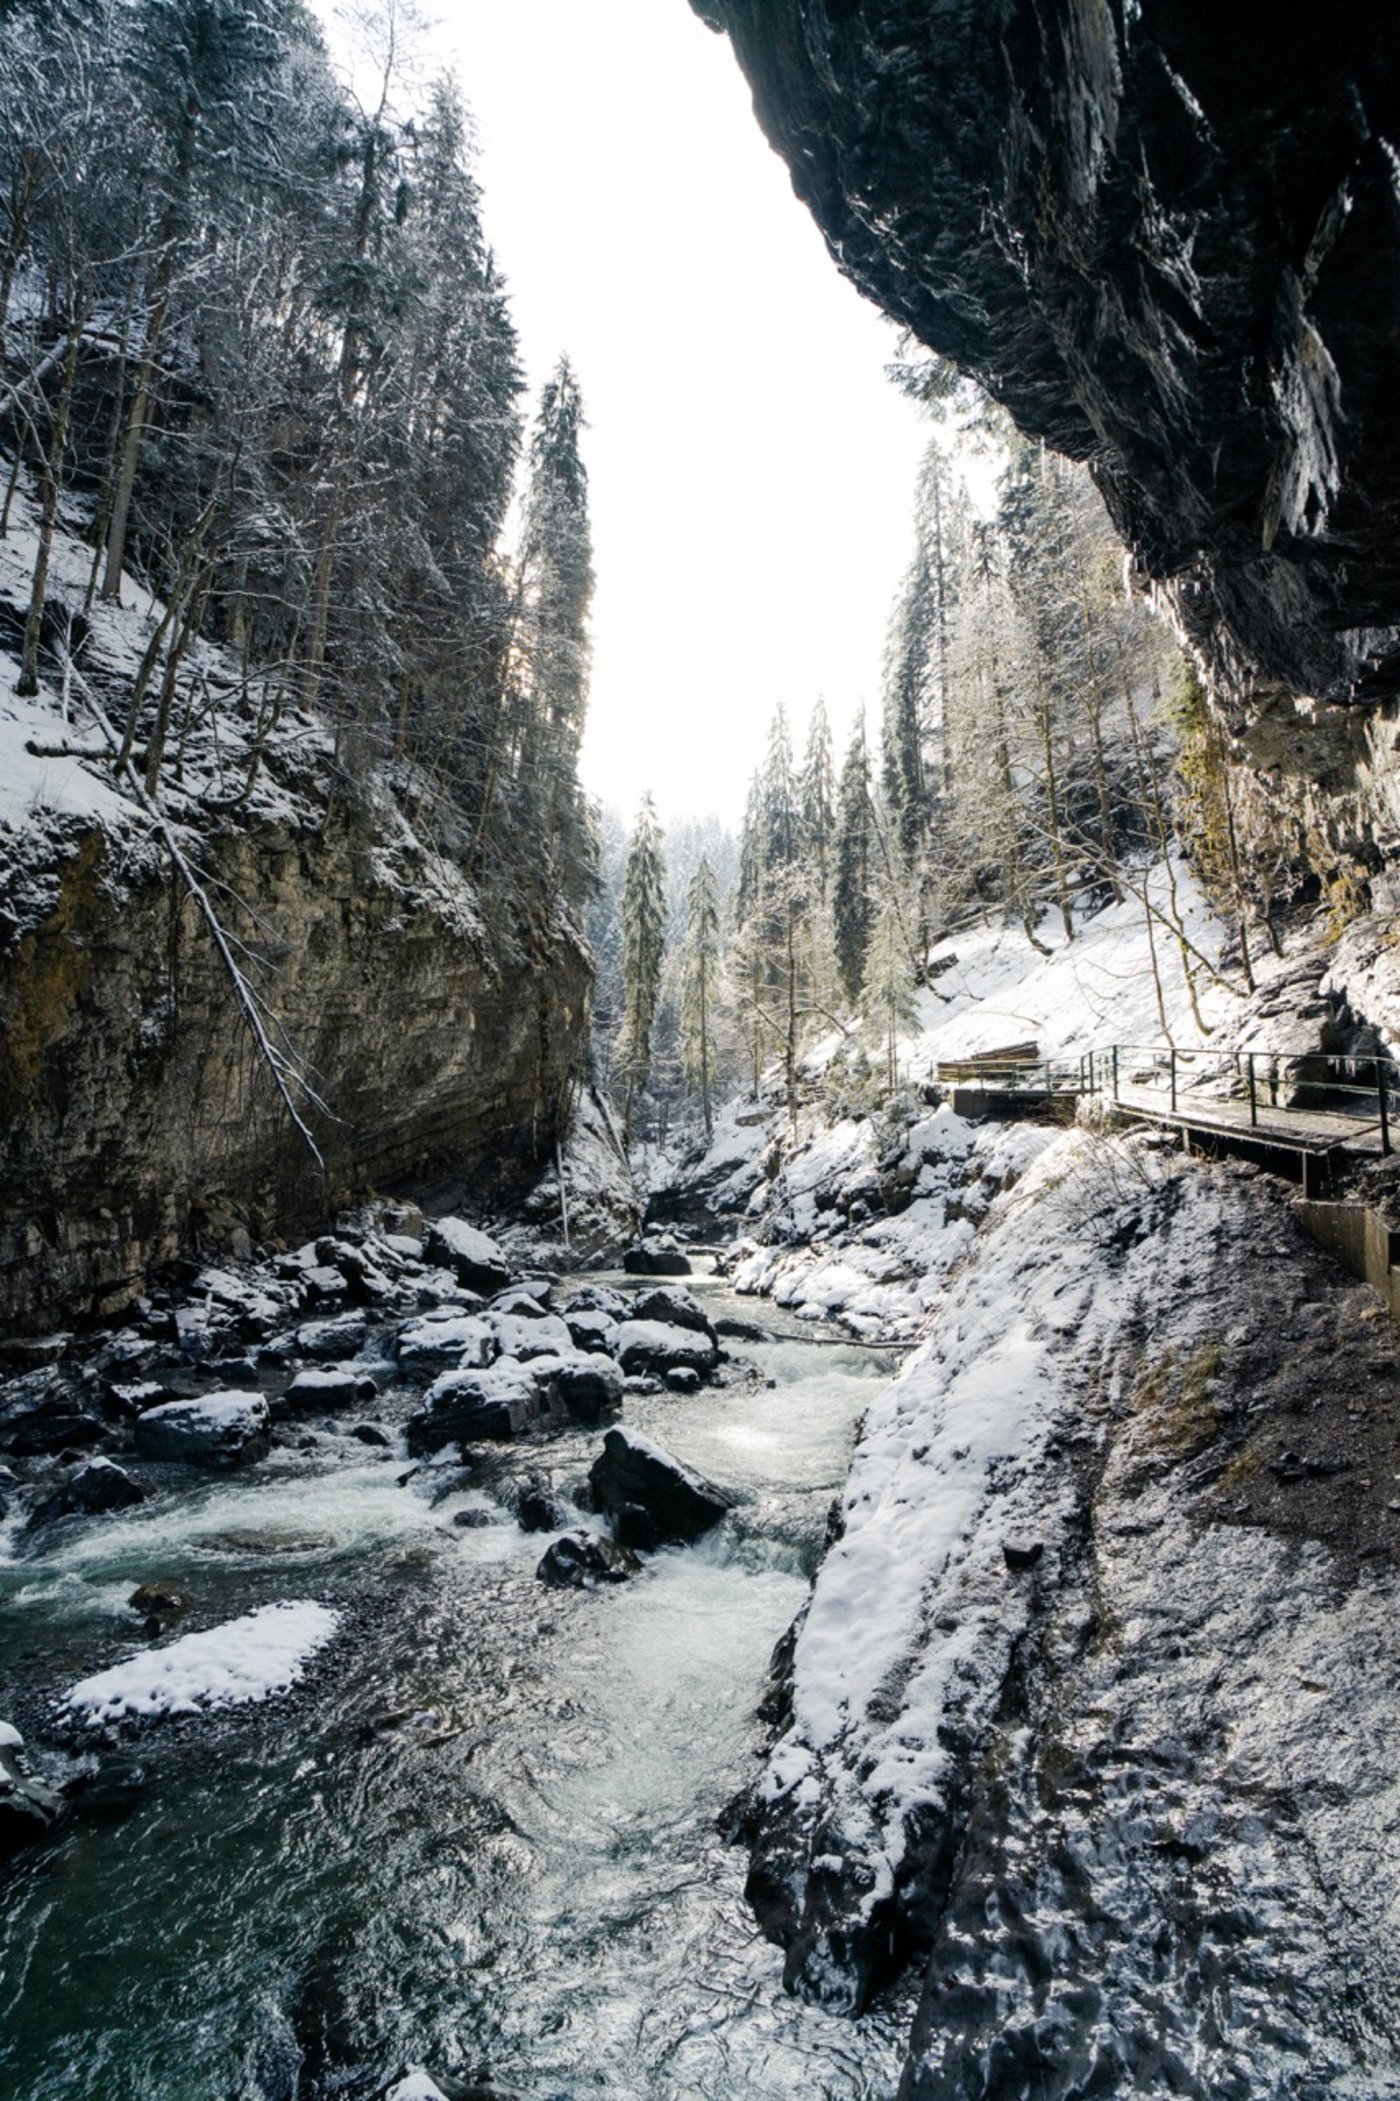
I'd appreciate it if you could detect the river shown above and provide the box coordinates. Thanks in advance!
[0,1275,910,2100]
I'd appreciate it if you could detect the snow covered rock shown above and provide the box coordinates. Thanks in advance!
[405,1363,538,1453]
[563,1307,620,1356]
[489,1285,553,1317]
[295,1312,369,1359]
[615,1320,719,1378]
[486,1310,573,1361]
[27,1456,145,1526]
[281,1366,379,1414]
[421,1218,511,1295]
[134,1392,271,1468]
[0,1728,63,1857]
[622,1236,692,1276]
[395,1311,493,1373]
[59,1600,339,1726]
[627,1283,717,1340]
[529,1351,623,1425]
[589,1427,735,1545]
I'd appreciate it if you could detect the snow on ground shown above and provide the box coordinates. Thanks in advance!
[0,467,491,946]
[754,1123,1226,2005]
[58,1601,339,1726]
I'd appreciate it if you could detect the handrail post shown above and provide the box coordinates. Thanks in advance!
[1170,1044,1177,1114]
[1248,1051,1258,1128]
[1380,1057,1391,1157]
[1112,1044,1119,1101]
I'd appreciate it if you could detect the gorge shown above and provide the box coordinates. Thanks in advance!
[2,3,1400,2098]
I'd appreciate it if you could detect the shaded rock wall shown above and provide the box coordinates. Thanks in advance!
[691,0,1400,710]
[0,798,589,1331]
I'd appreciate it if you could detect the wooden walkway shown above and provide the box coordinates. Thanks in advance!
[938,1043,1397,1193]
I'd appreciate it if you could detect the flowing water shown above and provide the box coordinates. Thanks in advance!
[0,1279,908,2100]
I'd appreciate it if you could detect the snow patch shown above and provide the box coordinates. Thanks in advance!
[59,1601,339,1725]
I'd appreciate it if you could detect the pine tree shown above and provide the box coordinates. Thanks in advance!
[514,355,595,908]
[862,889,920,1092]
[800,696,836,899]
[832,713,876,1006]
[615,794,667,1139]
[680,855,721,1138]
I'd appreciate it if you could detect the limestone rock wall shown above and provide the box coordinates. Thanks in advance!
[0,796,589,1332]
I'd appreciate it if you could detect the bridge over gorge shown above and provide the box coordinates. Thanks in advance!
[936,1042,1398,1199]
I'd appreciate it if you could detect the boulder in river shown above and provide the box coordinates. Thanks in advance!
[28,1456,146,1526]
[589,1426,736,1545]
[627,1285,715,1340]
[295,1312,369,1360]
[622,1237,692,1276]
[0,1725,64,1858]
[396,1311,493,1373]
[282,1366,380,1414]
[487,1310,574,1362]
[406,1363,537,1453]
[510,1474,571,1534]
[530,1351,623,1424]
[134,1392,271,1467]
[615,1320,719,1379]
[563,1307,620,1356]
[422,1218,512,1295]
[536,1532,641,1590]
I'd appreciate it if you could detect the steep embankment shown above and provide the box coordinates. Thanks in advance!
[659,891,1400,2093]
[0,500,590,1333]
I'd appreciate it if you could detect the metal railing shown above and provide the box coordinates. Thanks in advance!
[1099,1043,1398,1155]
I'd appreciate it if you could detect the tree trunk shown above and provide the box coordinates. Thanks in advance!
[16,312,82,696]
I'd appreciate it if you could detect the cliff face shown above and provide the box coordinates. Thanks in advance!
[692,0,1400,711]
[0,782,589,1332]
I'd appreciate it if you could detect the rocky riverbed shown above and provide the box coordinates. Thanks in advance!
[0,1213,910,2100]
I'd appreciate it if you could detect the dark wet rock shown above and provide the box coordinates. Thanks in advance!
[350,1422,394,1448]
[0,1729,64,1858]
[129,1580,192,1619]
[628,1284,716,1339]
[423,1219,511,1296]
[623,1374,663,1397]
[102,1377,169,1419]
[510,1475,571,1535]
[134,1392,271,1467]
[536,1532,641,1590]
[405,1366,537,1454]
[714,1314,771,1343]
[531,1351,623,1425]
[300,1263,349,1304]
[6,1411,108,1457]
[281,1366,379,1415]
[28,1457,146,1527]
[202,1528,333,1555]
[1003,1538,1045,1571]
[613,1501,659,1553]
[65,1754,146,1822]
[623,1237,692,1276]
[692,0,1400,711]
[209,1354,261,1385]
[615,1319,719,1379]
[663,1366,702,1396]
[589,1426,736,1545]
[451,1507,497,1529]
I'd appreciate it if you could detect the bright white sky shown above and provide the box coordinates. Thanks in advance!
[325,0,931,826]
